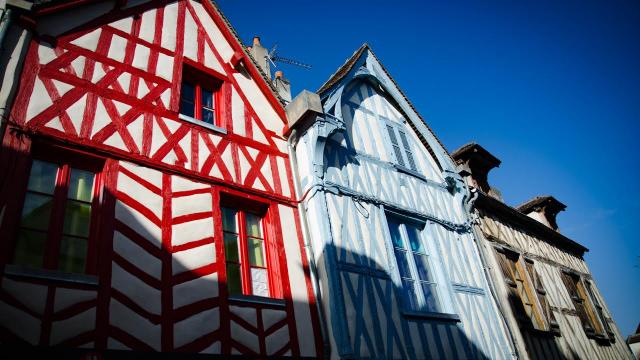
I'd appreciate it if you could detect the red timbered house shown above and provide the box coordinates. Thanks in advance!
[0,0,322,357]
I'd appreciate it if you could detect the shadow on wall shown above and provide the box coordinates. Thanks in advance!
[317,237,493,359]
[0,152,317,359]
[505,292,582,360]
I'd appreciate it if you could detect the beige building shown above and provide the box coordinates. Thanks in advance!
[453,143,633,360]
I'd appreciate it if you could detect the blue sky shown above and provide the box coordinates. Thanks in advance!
[218,0,640,335]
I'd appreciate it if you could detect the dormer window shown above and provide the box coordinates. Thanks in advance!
[179,64,223,130]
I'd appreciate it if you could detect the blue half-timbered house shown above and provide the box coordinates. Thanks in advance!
[286,44,516,359]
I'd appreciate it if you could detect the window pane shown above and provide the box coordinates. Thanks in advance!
[179,99,195,118]
[251,267,269,297]
[394,249,411,279]
[248,237,266,267]
[406,225,424,253]
[181,82,195,101]
[402,279,420,311]
[226,263,242,295]
[20,193,53,230]
[68,169,95,202]
[27,160,58,194]
[201,88,214,109]
[224,233,239,262]
[388,219,403,248]
[221,207,237,232]
[245,213,262,238]
[414,254,433,282]
[202,108,215,125]
[421,283,440,312]
[58,236,88,273]
[13,230,46,268]
[63,201,92,237]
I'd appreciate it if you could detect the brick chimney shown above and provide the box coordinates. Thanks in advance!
[248,36,270,77]
[451,143,502,200]
[516,196,566,232]
[273,70,292,103]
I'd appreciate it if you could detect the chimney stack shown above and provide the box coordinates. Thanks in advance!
[273,70,292,103]
[516,196,566,232]
[451,143,502,199]
[248,36,270,77]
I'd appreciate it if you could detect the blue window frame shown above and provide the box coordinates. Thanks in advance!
[387,216,440,313]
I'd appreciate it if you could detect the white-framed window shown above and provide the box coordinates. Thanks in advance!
[387,215,441,313]
[385,121,417,171]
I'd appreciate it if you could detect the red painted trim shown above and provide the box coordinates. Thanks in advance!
[95,158,118,350]
[268,205,300,356]
[39,286,55,345]
[210,187,231,355]
[197,0,287,122]
[160,173,173,352]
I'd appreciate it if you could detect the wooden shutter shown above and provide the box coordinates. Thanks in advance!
[397,129,417,171]
[561,272,597,335]
[524,260,558,331]
[386,125,406,168]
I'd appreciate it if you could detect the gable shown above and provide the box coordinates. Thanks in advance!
[10,0,293,198]
[320,47,454,173]
[338,79,444,180]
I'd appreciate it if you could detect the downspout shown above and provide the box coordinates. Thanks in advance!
[463,187,521,360]
[0,8,12,58]
[0,6,13,130]
[287,128,331,359]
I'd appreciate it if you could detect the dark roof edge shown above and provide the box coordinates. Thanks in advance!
[476,192,588,255]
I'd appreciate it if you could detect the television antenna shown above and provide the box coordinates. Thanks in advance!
[266,44,312,70]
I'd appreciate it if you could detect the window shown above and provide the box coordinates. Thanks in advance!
[385,122,417,171]
[12,149,103,275]
[387,216,440,313]
[561,272,612,340]
[495,249,556,332]
[221,207,273,298]
[179,64,222,127]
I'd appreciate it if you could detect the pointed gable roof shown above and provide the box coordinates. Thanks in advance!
[30,0,287,119]
[317,43,455,172]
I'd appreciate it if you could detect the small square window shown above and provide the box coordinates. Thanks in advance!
[179,64,223,128]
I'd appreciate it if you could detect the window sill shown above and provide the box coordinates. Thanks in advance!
[228,294,286,308]
[393,164,428,182]
[3,264,99,287]
[402,309,460,322]
[179,113,227,135]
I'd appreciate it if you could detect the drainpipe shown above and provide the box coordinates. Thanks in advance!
[464,187,521,360]
[0,8,13,58]
[287,128,331,359]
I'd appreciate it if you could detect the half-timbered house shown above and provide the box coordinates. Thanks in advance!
[0,0,322,357]
[286,44,516,359]
[452,142,633,359]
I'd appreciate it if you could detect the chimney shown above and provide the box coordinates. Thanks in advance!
[248,36,270,77]
[451,143,502,199]
[516,196,566,232]
[273,70,292,103]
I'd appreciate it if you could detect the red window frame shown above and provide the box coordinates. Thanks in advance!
[220,194,283,299]
[10,143,105,275]
[179,62,223,128]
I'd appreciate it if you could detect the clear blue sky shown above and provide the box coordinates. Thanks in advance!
[218,0,640,335]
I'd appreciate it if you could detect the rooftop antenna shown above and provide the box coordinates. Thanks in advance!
[266,43,312,70]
